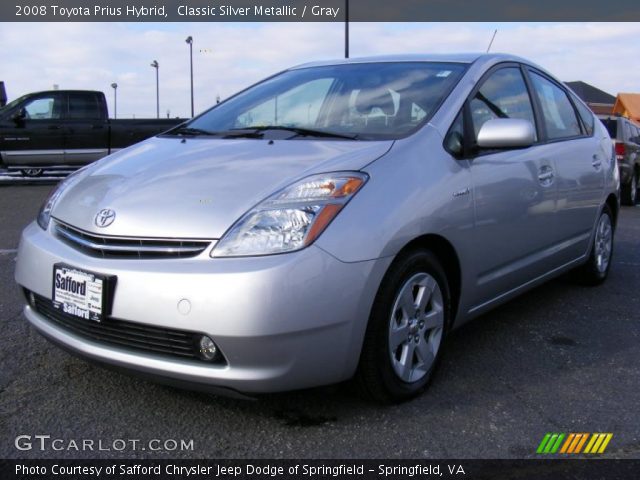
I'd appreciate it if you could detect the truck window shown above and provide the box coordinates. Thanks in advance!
[68,93,103,120]
[24,95,62,120]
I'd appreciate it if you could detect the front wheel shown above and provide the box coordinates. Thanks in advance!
[571,205,614,286]
[356,250,450,403]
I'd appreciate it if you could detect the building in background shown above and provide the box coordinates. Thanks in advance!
[612,94,640,123]
[565,81,616,116]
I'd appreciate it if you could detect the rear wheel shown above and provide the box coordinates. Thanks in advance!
[20,168,44,178]
[356,250,450,403]
[621,171,637,206]
[571,205,614,286]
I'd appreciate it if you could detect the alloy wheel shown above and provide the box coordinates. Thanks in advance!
[594,212,613,274]
[388,272,444,383]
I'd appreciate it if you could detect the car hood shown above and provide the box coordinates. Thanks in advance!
[52,136,393,239]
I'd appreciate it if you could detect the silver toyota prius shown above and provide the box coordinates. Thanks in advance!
[15,54,619,402]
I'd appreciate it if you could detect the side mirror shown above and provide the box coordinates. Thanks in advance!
[476,118,535,149]
[12,108,26,124]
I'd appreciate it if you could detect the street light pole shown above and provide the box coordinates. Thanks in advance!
[110,83,118,119]
[345,0,349,59]
[151,60,159,119]
[185,36,194,117]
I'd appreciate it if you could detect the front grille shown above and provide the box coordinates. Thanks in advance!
[54,221,212,259]
[31,293,224,364]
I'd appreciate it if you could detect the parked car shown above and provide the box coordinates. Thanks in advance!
[0,90,184,177]
[600,115,640,205]
[15,54,619,403]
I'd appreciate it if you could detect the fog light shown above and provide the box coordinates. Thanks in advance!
[197,335,217,361]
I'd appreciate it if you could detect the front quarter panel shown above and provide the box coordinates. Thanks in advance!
[315,126,474,264]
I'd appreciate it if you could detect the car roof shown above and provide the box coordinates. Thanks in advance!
[24,90,103,96]
[290,53,531,69]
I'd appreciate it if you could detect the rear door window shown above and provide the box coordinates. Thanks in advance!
[529,72,581,140]
[67,93,103,120]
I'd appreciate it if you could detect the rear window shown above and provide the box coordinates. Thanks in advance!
[67,93,103,120]
[570,93,594,136]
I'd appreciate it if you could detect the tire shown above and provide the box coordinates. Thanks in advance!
[20,168,44,178]
[571,205,615,286]
[356,249,451,403]
[621,171,637,206]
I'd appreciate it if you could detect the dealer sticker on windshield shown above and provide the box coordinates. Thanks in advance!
[52,265,105,322]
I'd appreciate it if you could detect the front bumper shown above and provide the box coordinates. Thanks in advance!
[15,222,390,393]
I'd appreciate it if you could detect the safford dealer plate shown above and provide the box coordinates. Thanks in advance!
[52,264,106,322]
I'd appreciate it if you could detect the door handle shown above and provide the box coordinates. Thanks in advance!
[538,165,555,186]
[48,125,61,130]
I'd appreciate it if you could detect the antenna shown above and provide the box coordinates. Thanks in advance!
[486,29,498,53]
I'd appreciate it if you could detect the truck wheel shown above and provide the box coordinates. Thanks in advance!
[356,249,450,403]
[21,168,44,178]
[571,205,614,286]
[621,172,637,206]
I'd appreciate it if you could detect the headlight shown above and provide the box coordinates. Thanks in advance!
[37,167,91,230]
[212,172,368,257]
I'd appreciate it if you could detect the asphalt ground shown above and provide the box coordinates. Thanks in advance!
[0,183,638,459]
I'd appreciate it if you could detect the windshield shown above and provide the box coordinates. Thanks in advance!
[0,94,30,113]
[185,62,467,140]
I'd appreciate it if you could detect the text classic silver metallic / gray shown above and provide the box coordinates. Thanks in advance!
[15,54,620,402]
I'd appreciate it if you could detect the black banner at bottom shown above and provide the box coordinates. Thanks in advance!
[2,459,639,480]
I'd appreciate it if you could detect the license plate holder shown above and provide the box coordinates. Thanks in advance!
[52,263,116,322]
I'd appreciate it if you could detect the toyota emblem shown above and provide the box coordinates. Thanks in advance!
[95,209,116,228]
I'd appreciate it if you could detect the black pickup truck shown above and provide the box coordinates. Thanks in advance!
[0,90,184,176]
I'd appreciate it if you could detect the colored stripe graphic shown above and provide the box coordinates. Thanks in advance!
[584,434,599,453]
[574,433,589,453]
[537,433,565,454]
[585,433,613,454]
[537,434,552,454]
[538,433,613,454]
[560,433,575,453]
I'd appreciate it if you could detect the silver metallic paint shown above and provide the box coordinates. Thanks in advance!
[15,54,619,393]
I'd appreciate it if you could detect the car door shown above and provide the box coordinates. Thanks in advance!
[463,65,560,307]
[0,92,65,167]
[63,92,109,165]
[526,69,604,263]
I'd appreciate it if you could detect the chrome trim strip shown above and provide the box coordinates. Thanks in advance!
[2,149,65,156]
[64,149,109,156]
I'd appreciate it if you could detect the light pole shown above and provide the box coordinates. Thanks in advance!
[185,36,194,117]
[150,60,159,119]
[110,83,118,119]
[345,0,349,59]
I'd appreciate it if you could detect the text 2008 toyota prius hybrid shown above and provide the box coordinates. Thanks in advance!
[15,54,619,402]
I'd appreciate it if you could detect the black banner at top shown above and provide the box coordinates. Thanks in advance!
[2,0,640,22]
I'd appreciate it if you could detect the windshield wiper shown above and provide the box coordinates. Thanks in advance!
[166,126,219,136]
[227,126,358,140]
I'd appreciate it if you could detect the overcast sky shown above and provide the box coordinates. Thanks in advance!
[1,22,638,118]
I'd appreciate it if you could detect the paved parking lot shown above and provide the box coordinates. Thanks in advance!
[1,184,638,459]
